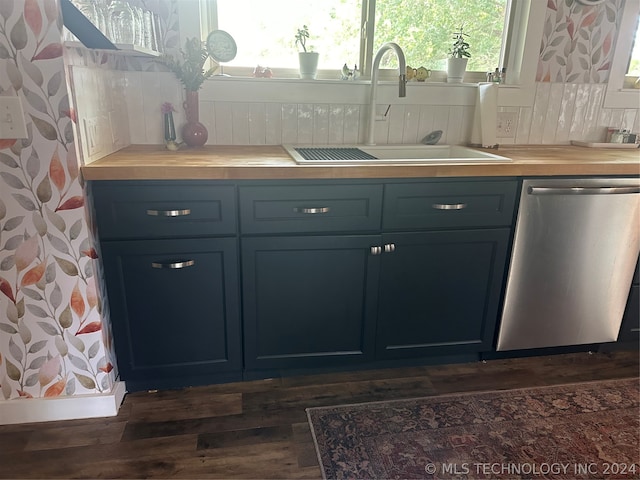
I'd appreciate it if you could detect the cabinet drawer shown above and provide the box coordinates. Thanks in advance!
[239,184,383,234]
[383,180,518,230]
[92,182,237,239]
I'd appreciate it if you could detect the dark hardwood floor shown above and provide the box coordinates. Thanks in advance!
[1,350,638,479]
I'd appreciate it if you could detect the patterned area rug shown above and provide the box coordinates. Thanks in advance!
[307,378,640,479]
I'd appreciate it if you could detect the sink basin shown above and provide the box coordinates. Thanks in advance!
[284,144,511,164]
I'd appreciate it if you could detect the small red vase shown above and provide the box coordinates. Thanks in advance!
[182,90,208,147]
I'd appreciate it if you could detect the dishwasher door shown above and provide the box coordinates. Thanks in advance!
[497,178,640,351]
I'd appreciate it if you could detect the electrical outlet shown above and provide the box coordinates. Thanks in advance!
[496,112,517,138]
[83,118,101,157]
[0,96,28,139]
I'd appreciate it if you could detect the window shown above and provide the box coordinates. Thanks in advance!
[206,0,362,70]
[604,0,640,107]
[199,0,508,78]
[624,13,640,86]
[372,0,507,72]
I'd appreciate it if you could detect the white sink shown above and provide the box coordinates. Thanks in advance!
[284,144,511,164]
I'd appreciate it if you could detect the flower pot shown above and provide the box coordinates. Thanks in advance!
[298,52,320,79]
[446,57,468,83]
[182,90,208,147]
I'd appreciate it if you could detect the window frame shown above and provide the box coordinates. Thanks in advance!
[604,0,640,108]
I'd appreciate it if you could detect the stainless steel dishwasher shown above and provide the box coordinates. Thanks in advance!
[497,178,640,351]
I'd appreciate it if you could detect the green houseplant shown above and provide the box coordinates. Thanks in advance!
[295,25,319,79]
[162,37,214,147]
[447,26,471,83]
[163,37,214,91]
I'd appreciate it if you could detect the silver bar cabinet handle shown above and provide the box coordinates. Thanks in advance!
[151,260,195,269]
[528,186,640,195]
[146,208,192,217]
[384,243,396,253]
[294,207,330,214]
[370,246,382,255]
[432,203,467,210]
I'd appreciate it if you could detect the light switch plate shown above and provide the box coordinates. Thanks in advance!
[0,96,28,139]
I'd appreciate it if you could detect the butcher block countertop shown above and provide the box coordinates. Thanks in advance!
[81,144,640,181]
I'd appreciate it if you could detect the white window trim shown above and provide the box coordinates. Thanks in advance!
[177,0,546,106]
[604,0,640,108]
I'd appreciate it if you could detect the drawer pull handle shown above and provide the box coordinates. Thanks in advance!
[151,260,195,269]
[384,243,396,253]
[146,209,192,217]
[294,207,330,214]
[432,203,467,210]
[370,246,382,255]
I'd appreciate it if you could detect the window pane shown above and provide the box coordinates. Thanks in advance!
[374,0,507,71]
[214,0,362,69]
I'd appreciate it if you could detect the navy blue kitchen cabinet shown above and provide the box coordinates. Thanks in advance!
[376,180,517,359]
[91,178,519,388]
[92,181,242,391]
[239,183,383,372]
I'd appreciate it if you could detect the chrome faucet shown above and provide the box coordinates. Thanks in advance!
[366,42,407,146]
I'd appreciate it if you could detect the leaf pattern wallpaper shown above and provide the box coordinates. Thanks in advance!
[537,0,624,83]
[0,0,115,401]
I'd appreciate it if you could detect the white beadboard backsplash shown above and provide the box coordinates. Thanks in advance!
[72,69,639,164]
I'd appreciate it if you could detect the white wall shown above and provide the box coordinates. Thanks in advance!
[117,73,639,147]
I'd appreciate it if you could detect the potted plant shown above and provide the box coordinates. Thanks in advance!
[162,37,214,146]
[295,25,319,79]
[447,26,470,83]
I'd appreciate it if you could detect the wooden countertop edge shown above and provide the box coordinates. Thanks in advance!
[81,145,640,181]
[80,163,640,180]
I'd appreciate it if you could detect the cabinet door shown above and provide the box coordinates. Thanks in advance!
[242,235,381,370]
[101,238,241,389]
[376,229,510,359]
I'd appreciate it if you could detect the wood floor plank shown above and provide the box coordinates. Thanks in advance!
[121,407,308,442]
[197,424,293,450]
[0,434,199,478]
[292,422,320,468]
[173,440,314,479]
[23,421,126,451]
[0,430,31,454]
[242,375,437,413]
[129,392,242,423]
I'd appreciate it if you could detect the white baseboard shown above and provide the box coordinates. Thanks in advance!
[0,381,127,425]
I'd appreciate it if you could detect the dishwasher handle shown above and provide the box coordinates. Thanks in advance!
[528,186,640,196]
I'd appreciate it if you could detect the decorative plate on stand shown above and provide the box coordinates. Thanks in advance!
[206,30,237,75]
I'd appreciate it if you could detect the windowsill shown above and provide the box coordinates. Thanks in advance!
[210,76,483,85]
[207,75,520,88]
[198,74,531,107]
[208,67,496,84]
